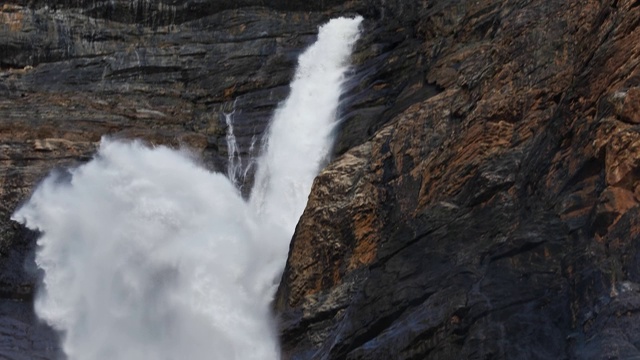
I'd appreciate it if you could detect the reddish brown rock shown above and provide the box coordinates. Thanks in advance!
[276,0,640,359]
[3,0,640,359]
[595,186,638,232]
[612,87,640,124]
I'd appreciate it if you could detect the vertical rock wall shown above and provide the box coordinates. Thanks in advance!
[3,0,640,359]
[0,3,332,358]
[276,0,640,359]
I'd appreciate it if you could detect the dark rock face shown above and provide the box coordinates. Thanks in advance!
[2,0,640,359]
[276,0,640,359]
[0,1,419,357]
[3,1,351,26]
[0,2,328,357]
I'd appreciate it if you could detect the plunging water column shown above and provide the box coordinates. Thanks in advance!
[12,16,362,360]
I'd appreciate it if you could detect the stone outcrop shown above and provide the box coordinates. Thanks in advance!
[2,0,640,359]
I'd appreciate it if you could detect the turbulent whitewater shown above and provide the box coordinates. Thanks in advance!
[12,16,362,360]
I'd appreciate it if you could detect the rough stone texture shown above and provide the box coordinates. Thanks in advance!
[3,0,640,359]
[276,0,640,359]
[0,1,434,358]
[0,3,326,358]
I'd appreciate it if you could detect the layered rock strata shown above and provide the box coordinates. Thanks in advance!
[0,1,423,357]
[0,3,323,358]
[3,0,640,359]
[276,0,640,359]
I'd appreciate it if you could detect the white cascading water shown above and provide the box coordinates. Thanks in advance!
[11,16,362,360]
[224,99,242,188]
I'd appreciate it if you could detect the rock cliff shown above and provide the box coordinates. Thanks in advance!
[277,0,640,359]
[1,0,640,359]
[0,2,331,357]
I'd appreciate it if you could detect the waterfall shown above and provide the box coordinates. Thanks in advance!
[224,99,242,188]
[11,16,362,360]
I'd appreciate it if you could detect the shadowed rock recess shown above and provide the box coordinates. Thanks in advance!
[1,0,640,359]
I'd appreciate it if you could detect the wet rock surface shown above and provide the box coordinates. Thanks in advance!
[2,0,640,359]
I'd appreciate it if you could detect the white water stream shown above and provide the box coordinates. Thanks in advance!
[12,16,362,360]
[224,99,243,189]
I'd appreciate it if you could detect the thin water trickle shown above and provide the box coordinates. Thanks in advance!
[224,99,242,188]
[12,16,363,360]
